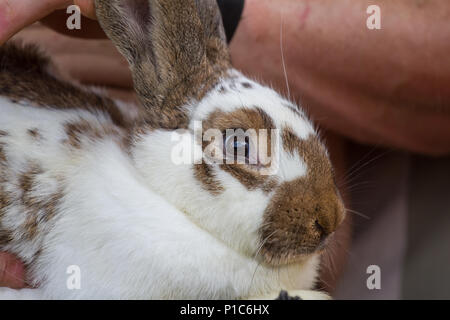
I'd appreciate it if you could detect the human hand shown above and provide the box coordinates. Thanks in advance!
[0,252,26,289]
[0,0,98,45]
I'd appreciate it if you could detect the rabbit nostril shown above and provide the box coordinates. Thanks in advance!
[314,219,328,242]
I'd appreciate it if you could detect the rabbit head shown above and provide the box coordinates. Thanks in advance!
[95,0,345,267]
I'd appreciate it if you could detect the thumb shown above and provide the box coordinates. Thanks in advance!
[74,0,96,20]
[0,252,26,289]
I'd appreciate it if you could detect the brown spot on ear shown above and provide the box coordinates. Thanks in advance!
[259,130,345,265]
[193,163,224,195]
[0,42,131,129]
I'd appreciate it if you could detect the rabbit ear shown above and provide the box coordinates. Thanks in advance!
[95,0,231,129]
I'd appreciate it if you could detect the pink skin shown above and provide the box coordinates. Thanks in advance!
[0,0,12,35]
[298,1,310,30]
[0,253,27,289]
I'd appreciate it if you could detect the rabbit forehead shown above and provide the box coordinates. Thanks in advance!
[191,72,315,140]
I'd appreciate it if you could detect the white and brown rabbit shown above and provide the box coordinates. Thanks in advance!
[0,0,344,299]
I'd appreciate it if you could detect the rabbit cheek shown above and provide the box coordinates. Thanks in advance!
[259,132,345,266]
[219,164,278,194]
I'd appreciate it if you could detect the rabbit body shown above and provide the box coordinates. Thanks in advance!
[0,46,319,299]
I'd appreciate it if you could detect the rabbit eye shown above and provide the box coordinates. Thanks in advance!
[223,130,252,164]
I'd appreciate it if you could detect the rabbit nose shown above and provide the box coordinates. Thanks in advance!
[259,184,346,266]
[314,203,344,240]
[314,219,329,244]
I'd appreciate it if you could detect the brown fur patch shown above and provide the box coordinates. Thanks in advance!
[95,0,231,129]
[0,144,6,164]
[203,108,275,134]
[18,163,64,240]
[19,163,44,197]
[64,120,126,150]
[193,163,224,195]
[0,132,11,246]
[259,130,345,265]
[220,164,278,194]
[0,131,8,164]
[19,163,44,239]
[0,42,130,129]
[0,182,13,246]
[0,226,14,247]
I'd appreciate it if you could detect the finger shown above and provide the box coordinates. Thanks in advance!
[74,0,96,20]
[0,0,72,44]
[0,252,26,289]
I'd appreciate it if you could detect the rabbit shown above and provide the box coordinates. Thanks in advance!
[0,0,345,299]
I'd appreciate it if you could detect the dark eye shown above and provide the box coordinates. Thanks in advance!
[223,130,251,164]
